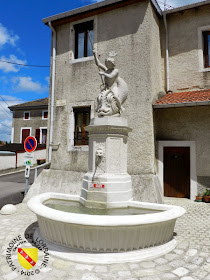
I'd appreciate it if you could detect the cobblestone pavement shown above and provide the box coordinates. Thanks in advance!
[0,197,210,280]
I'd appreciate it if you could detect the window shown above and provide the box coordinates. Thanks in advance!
[74,21,93,59]
[41,129,47,144]
[42,110,48,119]
[74,107,90,146]
[35,129,40,144]
[203,31,210,68]
[39,127,47,144]
[21,128,31,143]
[24,111,30,120]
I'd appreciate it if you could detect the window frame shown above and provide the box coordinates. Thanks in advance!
[198,25,210,72]
[68,101,94,151]
[74,20,94,59]
[20,127,31,144]
[69,17,97,64]
[40,127,47,144]
[23,111,30,120]
[42,110,48,120]
[73,106,90,146]
[203,31,210,68]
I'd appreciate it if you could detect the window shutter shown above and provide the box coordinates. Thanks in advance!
[35,129,40,144]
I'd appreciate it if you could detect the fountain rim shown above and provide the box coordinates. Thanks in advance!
[27,192,186,227]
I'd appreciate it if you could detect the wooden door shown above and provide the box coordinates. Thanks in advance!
[22,129,30,144]
[164,147,190,198]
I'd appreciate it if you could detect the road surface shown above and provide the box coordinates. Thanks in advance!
[0,167,44,209]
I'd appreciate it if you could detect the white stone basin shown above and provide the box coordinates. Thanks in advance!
[27,192,186,253]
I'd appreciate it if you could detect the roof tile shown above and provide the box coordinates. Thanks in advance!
[154,89,210,105]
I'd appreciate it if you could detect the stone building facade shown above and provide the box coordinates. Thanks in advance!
[26,0,210,202]
[9,98,48,144]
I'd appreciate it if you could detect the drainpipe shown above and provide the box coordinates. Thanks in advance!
[163,12,170,92]
[48,22,56,162]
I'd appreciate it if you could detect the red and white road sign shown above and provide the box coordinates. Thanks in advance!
[24,136,37,153]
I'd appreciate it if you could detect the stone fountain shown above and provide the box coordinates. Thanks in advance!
[27,51,185,263]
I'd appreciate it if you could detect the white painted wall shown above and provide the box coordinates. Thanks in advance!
[0,149,47,170]
[0,153,16,170]
[17,149,47,167]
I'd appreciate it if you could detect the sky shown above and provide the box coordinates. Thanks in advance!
[0,0,205,141]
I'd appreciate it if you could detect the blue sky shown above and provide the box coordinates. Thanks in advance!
[0,0,205,141]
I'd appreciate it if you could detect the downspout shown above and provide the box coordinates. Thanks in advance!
[48,22,56,162]
[163,12,170,92]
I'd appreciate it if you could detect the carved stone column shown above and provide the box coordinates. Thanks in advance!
[80,116,132,208]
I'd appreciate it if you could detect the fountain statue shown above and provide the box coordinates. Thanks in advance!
[27,51,186,263]
[93,49,128,116]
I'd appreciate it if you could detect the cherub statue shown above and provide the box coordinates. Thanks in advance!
[93,49,128,116]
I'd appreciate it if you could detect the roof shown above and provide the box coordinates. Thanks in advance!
[164,0,210,15]
[9,98,48,111]
[154,89,210,108]
[0,143,46,152]
[42,0,162,26]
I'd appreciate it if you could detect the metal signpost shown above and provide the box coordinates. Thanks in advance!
[24,136,37,196]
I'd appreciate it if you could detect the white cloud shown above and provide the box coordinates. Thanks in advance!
[0,95,24,141]
[0,23,19,47]
[12,76,48,93]
[0,55,26,73]
[45,76,50,85]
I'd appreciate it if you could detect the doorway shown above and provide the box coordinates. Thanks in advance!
[164,147,190,198]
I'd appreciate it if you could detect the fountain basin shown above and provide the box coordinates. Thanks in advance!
[27,192,186,253]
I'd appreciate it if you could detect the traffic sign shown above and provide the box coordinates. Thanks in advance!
[25,165,30,178]
[24,136,37,153]
[24,153,34,166]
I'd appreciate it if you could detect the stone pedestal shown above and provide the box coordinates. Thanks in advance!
[80,116,132,208]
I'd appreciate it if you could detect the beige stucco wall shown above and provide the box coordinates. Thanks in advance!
[50,0,163,179]
[162,5,210,92]
[154,106,210,193]
[12,109,48,143]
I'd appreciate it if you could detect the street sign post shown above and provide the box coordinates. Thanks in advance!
[24,136,37,196]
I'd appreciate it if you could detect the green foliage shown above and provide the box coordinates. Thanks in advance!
[204,189,210,196]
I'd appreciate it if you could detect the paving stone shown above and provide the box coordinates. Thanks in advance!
[133,269,156,277]
[165,254,179,261]
[154,258,168,265]
[2,272,18,280]
[202,263,210,273]
[141,276,161,280]
[180,277,196,280]
[128,263,139,269]
[52,259,70,269]
[75,264,94,271]
[94,266,108,273]
[186,249,198,257]
[172,267,189,277]
[191,257,204,265]
[183,264,198,271]
[169,259,186,268]
[192,270,208,279]
[118,270,131,277]
[161,273,177,279]
[139,261,156,268]
[174,249,184,255]
[81,273,101,280]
